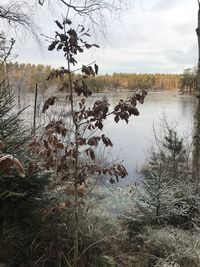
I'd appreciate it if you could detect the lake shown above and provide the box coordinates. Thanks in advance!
[103,90,196,186]
[18,89,196,186]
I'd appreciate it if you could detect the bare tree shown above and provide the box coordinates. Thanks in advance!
[0,0,130,46]
[38,0,129,15]
[0,32,16,92]
[38,0,130,38]
[36,15,146,267]
[0,1,40,40]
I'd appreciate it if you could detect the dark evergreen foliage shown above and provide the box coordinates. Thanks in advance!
[127,126,200,235]
[0,84,50,265]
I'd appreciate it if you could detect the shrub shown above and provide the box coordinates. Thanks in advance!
[145,227,200,267]
[30,208,124,267]
[126,125,200,236]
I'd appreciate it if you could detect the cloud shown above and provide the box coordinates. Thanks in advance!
[167,43,197,66]
[7,0,199,73]
[152,0,183,12]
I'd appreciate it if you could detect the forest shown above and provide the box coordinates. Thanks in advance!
[1,1,200,267]
[6,62,182,92]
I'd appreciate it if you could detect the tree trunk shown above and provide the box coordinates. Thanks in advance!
[192,3,200,182]
[67,55,79,267]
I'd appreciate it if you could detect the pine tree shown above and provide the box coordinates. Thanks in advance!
[0,84,50,265]
[136,164,173,225]
[128,127,200,235]
[144,127,187,181]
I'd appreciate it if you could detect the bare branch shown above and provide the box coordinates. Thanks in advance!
[38,0,131,39]
[0,1,41,41]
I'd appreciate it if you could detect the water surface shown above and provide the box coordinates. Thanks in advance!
[102,90,195,185]
[18,90,196,186]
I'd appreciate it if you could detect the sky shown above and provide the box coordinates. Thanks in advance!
[3,0,198,74]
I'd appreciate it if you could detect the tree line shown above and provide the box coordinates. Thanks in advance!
[3,62,183,93]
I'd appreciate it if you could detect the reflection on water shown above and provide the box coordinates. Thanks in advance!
[103,90,196,185]
[17,90,196,186]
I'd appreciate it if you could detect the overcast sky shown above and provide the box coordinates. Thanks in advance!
[6,0,198,74]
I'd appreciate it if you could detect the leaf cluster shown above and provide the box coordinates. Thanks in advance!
[48,19,99,66]
[39,17,148,206]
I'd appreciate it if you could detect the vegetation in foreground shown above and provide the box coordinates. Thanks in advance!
[1,83,200,267]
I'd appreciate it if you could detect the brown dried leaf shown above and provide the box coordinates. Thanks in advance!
[55,20,63,29]
[64,19,72,25]
[92,44,100,48]
[87,136,101,147]
[42,96,58,113]
[43,140,49,149]
[78,137,86,146]
[48,40,59,51]
[0,155,25,177]
[101,134,113,147]
[57,142,64,149]
[85,148,95,161]
[13,157,25,177]
[81,65,95,76]
[94,120,103,130]
[114,114,120,123]
[88,124,95,130]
